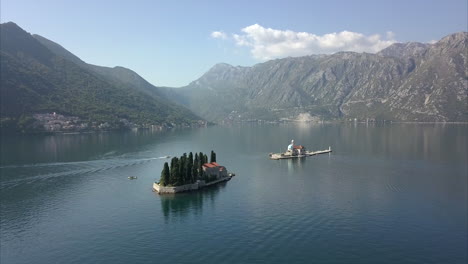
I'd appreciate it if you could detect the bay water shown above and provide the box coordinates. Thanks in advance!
[1,123,467,263]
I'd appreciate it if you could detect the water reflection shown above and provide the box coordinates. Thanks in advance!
[159,182,227,220]
[286,157,305,173]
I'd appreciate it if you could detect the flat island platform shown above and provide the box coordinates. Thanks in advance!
[269,146,332,160]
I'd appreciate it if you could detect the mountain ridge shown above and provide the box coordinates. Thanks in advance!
[0,22,203,133]
[2,21,466,131]
[164,32,467,122]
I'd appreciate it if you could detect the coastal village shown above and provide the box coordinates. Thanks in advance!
[30,112,206,132]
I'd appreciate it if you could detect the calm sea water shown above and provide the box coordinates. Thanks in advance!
[1,123,467,264]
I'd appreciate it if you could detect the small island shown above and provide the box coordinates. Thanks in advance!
[153,151,234,194]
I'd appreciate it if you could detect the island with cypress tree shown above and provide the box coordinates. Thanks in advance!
[153,151,234,194]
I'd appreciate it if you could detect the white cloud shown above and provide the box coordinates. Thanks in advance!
[228,24,397,60]
[211,31,227,40]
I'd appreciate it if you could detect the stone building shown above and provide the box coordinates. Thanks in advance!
[286,139,306,155]
[202,162,228,179]
[293,145,306,155]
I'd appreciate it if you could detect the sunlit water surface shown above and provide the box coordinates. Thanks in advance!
[1,123,467,264]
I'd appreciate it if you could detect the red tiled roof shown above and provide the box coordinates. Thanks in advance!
[293,145,305,149]
[202,163,216,168]
[202,162,223,169]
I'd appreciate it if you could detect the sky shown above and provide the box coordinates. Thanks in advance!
[1,0,467,87]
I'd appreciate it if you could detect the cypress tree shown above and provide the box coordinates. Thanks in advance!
[160,162,170,186]
[169,157,174,185]
[188,152,194,183]
[204,154,208,164]
[159,164,166,186]
[180,154,187,185]
[188,152,194,167]
[199,152,204,164]
[192,162,198,182]
[170,157,179,186]
[210,150,216,163]
[186,162,192,184]
[194,153,199,181]
[164,162,170,185]
[183,153,188,184]
[184,153,189,184]
[198,152,204,179]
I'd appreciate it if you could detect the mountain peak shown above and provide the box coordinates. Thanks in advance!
[436,32,468,46]
[1,21,31,38]
[377,42,429,58]
[1,21,22,30]
[1,22,55,64]
[210,63,235,70]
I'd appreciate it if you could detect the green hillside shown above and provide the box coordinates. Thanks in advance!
[0,22,202,133]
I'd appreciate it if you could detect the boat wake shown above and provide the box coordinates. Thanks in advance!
[0,156,170,190]
[0,156,169,169]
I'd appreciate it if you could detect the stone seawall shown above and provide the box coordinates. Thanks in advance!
[153,176,232,194]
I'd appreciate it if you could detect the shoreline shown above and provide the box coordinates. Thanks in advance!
[153,175,233,194]
[0,123,212,136]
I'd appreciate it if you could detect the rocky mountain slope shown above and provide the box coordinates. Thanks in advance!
[166,32,467,122]
[0,22,202,133]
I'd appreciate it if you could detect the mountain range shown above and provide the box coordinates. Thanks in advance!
[164,32,467,122]
[1,22,467,134]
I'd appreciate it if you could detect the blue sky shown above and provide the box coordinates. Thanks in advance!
[1,0,467,87]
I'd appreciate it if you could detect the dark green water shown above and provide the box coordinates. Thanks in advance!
[1,124,467,264]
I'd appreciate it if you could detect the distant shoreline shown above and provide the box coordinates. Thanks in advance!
[0,125,209,136]
[2,120,467,136]
[224,119,468,125]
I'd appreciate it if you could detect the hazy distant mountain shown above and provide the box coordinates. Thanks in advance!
[165,32,467,122]
[0,22,201,133]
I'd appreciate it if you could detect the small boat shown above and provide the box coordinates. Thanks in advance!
[128,176,138,180]
[228,172,236,177]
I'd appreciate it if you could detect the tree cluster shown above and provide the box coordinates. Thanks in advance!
[159,151,218,187]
